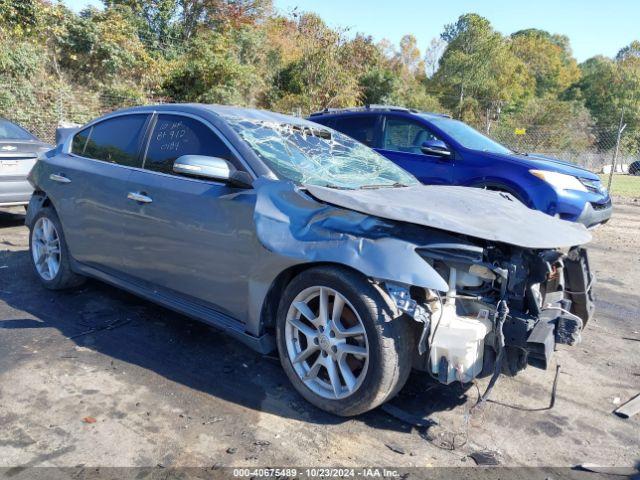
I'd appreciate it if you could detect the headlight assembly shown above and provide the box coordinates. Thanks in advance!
[578,177,607,195]
[529,169,587,192]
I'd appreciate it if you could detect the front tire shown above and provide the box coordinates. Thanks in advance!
[276,266,414,416]
[29,207,85,290]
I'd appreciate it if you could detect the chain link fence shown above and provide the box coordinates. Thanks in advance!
[486,125,636,173]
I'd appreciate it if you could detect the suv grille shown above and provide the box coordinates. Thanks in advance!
[591,199,612,211]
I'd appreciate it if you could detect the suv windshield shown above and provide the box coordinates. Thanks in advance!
[424,116,512,155]
[0,119,37,141]
[225,117,418,189]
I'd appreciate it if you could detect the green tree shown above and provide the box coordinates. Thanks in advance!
[577,42,640,150]
[433,14,534,123]
[0,0,38,35]
[162,28,263,105]
[59,5,158,92]
[615,40,640,61]
[103,0,182,51]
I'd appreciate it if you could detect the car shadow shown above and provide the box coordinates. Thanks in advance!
[0,244,473,433]
[0,208,26,229]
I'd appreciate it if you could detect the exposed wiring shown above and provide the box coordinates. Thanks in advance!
[428,291,444,345]
[486,364,561,412]
[471,298,509,413]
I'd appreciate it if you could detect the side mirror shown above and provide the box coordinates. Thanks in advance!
[421,139,451,157]
[173,155,253,188]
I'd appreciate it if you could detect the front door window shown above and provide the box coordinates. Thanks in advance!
[382,118,441,154]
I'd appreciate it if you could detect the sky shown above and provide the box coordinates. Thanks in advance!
[63,0,639,62]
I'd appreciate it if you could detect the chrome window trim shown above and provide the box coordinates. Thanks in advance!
[63,153,230,188]
[64,109,257,185]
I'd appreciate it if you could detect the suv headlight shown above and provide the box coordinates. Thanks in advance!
[530,170,587,192]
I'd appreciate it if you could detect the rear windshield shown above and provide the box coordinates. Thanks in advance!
[0,119,37,141]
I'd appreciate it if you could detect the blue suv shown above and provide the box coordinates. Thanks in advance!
[309,106,612,227]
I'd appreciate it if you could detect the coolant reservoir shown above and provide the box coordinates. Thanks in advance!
[430,302,492,384]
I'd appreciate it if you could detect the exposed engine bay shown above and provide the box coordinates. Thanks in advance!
[387,243,595,385]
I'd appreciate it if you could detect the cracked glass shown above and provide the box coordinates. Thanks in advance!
[224,117,418,189]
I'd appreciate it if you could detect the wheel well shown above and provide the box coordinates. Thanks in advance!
[31,191,52,208]
[39,192,53,209]
[258,262,369,335]
[473,182,528,205]
[25,191,53,227]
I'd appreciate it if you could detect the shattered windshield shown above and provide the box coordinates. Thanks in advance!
[225,117,418,189]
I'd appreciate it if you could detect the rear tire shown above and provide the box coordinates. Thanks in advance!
[28,207,85,290]
[276,266,414,416]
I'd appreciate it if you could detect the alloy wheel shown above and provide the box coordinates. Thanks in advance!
[31,217,61,281]
[285,286,369,400]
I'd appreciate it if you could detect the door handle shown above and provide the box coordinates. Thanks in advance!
[127,192,153,204]
[49,173,71,184]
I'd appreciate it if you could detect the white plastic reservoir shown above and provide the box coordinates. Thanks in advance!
[430,302,492,384]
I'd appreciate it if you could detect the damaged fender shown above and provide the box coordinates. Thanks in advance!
[252,178,449,293]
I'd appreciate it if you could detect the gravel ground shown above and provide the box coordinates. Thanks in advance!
[0,204,638,472]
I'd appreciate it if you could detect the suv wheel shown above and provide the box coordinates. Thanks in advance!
[29,208,85,290]
[276,266,414,416]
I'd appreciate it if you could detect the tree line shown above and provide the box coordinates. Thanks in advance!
[0,0,639,153]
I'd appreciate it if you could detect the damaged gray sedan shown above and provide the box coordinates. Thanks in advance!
[26,105,595,416]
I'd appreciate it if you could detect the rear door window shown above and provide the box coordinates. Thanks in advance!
[143,114,237,175]
[77,114,149,167]
[332,115,378,147]
[382,117,441,154]
[71,127,91,155]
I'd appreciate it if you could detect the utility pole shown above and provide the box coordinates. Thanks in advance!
[607,106,627,193]
[485,107,491,134]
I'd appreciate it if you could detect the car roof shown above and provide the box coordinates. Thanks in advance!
[308,105,451,119]
[110,103,320,128]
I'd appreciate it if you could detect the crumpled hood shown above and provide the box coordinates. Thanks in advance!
[306,184,591,249]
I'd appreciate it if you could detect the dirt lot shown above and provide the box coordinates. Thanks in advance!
[0,204,639,472]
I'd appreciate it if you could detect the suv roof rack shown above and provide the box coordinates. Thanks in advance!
[308,105,450,118]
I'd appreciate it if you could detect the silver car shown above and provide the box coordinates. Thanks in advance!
[0,118,52,208]
[26,104,594,416]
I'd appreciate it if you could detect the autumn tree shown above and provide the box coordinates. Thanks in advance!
[510,29,580,97]
[266,13,360,113]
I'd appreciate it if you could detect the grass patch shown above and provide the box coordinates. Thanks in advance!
[599,174,640,199]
